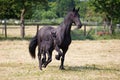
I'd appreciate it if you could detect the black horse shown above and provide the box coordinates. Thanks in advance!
[29,7,82,70]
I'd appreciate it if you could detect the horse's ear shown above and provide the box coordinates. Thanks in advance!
[77,7,80,12]
[73,7,75,12]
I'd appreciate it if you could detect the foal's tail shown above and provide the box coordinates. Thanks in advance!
[29,35,37,58]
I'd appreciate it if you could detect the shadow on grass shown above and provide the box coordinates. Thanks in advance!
[66,65,120,72]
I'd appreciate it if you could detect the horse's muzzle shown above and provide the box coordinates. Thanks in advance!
[77,24,82,29]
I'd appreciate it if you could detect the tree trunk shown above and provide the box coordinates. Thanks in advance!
[20,9,25,38]
[4,19,7,38]
[109,19,114,34]
[84,24,86,36]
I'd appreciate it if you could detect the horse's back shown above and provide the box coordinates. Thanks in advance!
[37,26,55,41]
[38,26,55,52]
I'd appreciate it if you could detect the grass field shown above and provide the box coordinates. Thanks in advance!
[0,39,120,80]
[0,25,120,80]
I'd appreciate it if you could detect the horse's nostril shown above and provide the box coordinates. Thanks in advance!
[80,24,82,27]
[77,24,82,28]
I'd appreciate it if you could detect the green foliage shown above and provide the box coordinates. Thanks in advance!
[0,0,18,19]
[93,33,120,40]
[56,0,75,17]
[75,0,88,19]
[71,29,95,40]
[90,0,120,23]
[71,28,120,40]
[1,0,120,25]
[41,10,57,19]
[32,10,43,20]
[0,0,48,19]
[32,0,75,19]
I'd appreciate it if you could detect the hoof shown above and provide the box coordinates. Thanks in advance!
[59,66,65,70]
[39,67,42,70]
[42,64,47,68]
[55,55,60,60]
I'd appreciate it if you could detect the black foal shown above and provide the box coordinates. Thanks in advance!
[39,29,62,70]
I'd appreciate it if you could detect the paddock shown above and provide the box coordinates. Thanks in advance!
[0,40,120,80]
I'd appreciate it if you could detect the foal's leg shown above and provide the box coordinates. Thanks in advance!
[42,51,46,66]
[59,47,68,70]
[38,48,42,70]
[55,45,63,60]
[42,51,47,68]
[44,51,52,68]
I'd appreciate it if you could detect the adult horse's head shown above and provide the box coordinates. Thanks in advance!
[69,7,82,29]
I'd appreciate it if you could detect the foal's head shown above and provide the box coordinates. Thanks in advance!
[50,29,57,46]
[50,29,56,39]
[68,7,82,29]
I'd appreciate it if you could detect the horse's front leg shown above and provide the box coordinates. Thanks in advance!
[38,48,42,70]
[59,47,68,70]
[55,45,63,60]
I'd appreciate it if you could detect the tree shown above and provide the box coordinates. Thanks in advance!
[15,0,48,38]
[90,0,120,34]
[0,0,18,19]
[75,0,89,20]
[32,1,57,20]
[56,0,75,17]
[0,0,48,38]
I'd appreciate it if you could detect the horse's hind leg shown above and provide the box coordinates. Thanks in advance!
[42,51,46,67]
[44,51,52,68]
[38,48,42,70]
[42,54,46,65]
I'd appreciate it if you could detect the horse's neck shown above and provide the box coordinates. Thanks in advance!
[56,18,72,45]
[59,18,72,36]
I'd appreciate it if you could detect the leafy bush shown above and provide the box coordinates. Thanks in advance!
[71,28,120,40]
[71,29,95,40]
[41,10,57,19]
[32,10,57,20]
[32,10,43,20]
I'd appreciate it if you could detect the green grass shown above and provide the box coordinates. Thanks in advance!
[71,29,120,40]
[93,33,120,40]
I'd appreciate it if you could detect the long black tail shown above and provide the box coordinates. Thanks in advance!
[29,35,37,58]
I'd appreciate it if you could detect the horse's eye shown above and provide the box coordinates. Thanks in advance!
[74,12,79,17]
[74,14,77,17]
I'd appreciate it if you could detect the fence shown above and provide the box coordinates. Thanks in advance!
[0,20,120,38]
[0,20,40,38]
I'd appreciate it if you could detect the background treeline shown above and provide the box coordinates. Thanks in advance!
[0,0,102,22]
[0,0,120,39]
[0,0,120,24]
